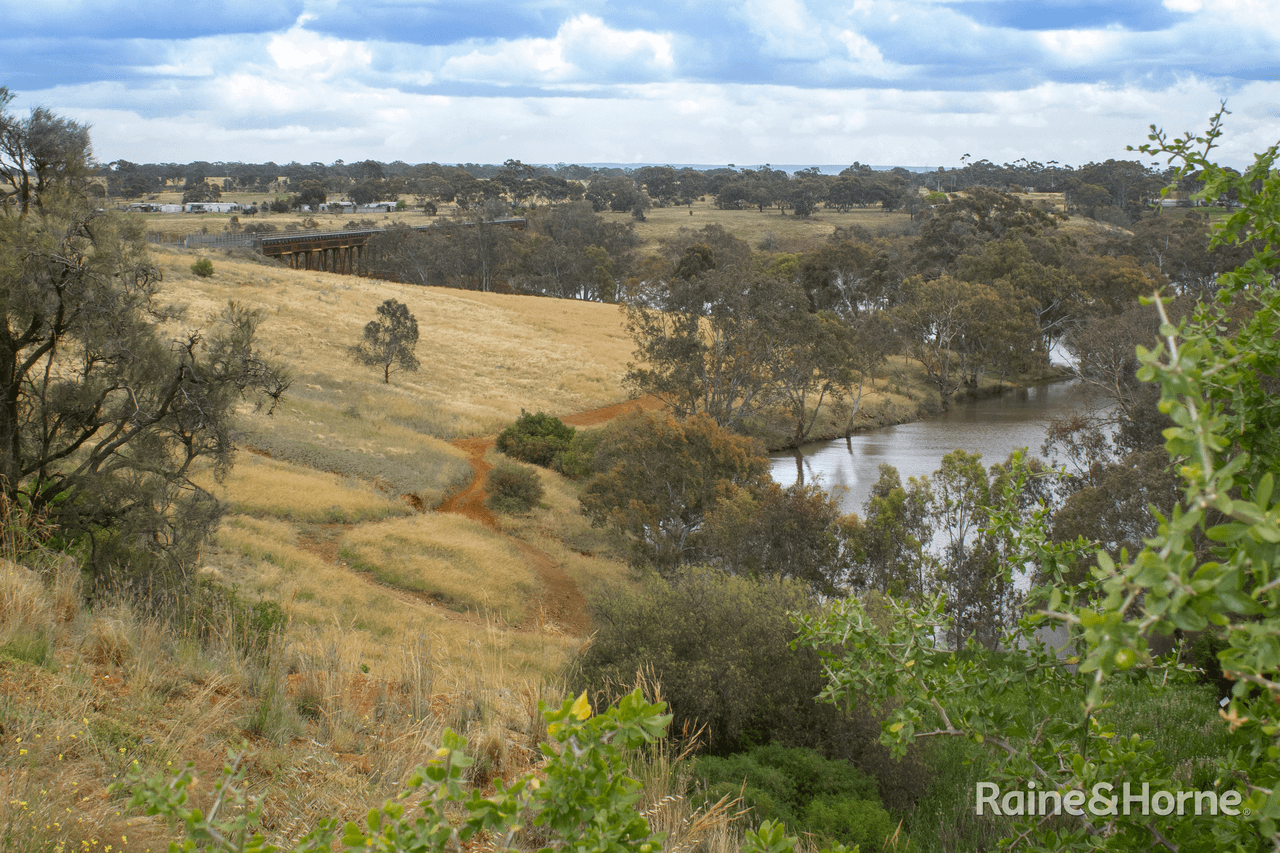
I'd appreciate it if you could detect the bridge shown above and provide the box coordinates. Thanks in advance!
[260,228,381,273]
[173,218,527,273]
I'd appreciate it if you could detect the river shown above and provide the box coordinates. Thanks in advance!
[769,380,1097,516]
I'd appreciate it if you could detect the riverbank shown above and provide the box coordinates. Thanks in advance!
[748,356,1074,452]
[769,375,1090,515]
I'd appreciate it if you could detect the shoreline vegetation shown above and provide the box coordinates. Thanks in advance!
[752,362,1075,453]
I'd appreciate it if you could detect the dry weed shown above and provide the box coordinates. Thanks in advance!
[49,557,81,625]
[202,454,413,523]
[339,515,540,623]
[0,560,51,637]
[82,603,134,667]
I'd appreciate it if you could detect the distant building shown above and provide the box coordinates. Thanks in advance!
[183,202,243,213]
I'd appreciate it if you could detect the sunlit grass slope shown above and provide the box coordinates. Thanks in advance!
[151,243,639,688]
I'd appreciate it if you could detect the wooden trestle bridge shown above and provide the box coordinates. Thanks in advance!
[245,218,527,272]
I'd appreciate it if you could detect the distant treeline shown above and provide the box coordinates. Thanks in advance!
[97,155,1230,224]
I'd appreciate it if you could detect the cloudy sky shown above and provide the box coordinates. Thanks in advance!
[3,0,1278,170]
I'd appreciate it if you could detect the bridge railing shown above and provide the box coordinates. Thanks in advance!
[181,232,264,249]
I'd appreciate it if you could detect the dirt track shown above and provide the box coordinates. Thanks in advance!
[435,396,663,636]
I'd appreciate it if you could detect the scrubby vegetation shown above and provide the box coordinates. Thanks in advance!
[694,745,896,851]
[484,462,545,514]
[495,411,576,469]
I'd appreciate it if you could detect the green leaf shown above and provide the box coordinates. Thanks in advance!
[342,821,366,846]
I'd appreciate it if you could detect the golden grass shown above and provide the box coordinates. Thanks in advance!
[199,453,413,523]
[149,237,630,710]
[598,196,915,251]
[154,244,634,435]
[0,553,583,852]
[338,514,541,623]
[210,515,574,679]
[0,560,51,640]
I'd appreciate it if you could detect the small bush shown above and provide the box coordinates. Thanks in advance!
[496,410,576,468]
[190,257,214,277]
[554,428,604,480]
[694,744,893,850]
[805,795,897,851]
[485,463,544,514]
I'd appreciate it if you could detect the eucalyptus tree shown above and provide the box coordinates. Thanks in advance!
[0,88,289,595]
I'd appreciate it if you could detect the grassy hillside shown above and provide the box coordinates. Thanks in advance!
[0,247,652,852]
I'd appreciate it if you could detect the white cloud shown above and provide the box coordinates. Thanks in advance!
[1035,29,1123,64]
[268,22,373,78]
[11,0,1280,171]
[438,14,673,86]
[46,73,1272,172]
[738,0,828,60]
[836,28,896,76]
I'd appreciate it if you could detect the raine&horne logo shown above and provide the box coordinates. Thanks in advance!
[975,782,1246,817]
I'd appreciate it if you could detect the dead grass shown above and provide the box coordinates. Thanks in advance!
[599,197,915,251]
[154,244,634,435]
[0,546,591,852]
[210,514,577,680]
[339,514,541,623]
[200,454,413,523]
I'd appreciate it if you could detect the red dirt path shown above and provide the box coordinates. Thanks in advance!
[433,396,664,636]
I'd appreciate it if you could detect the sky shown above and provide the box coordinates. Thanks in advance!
[2,0,1278,170]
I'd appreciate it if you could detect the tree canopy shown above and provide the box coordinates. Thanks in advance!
[350,298,421,384]
[0,88,289,594]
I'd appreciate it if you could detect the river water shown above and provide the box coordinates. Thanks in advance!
[769,381,1097,516]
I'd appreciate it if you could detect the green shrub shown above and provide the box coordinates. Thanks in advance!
[554,427,604,479]
[0,629,50,667]
[695,744,892,850]
[485,462,544,514]
[496,410,575,468]
[805,795,897,851]
[190,257,214,277]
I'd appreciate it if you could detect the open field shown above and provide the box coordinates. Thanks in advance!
[597,198,917,250]
[150,241,643,668]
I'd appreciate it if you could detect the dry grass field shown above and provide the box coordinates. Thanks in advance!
[150,240,642,677]
[597,197,917,250]
[1,241,645,850]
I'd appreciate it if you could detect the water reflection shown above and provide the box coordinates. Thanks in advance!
[770,381,1097,515]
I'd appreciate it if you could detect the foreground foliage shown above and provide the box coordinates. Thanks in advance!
[129,690,865,853]
[694,743,896,850]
